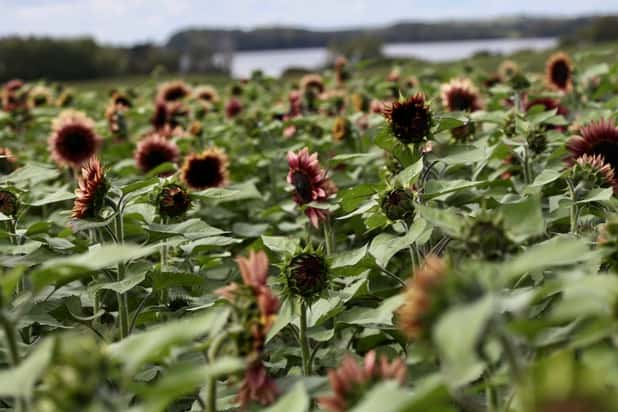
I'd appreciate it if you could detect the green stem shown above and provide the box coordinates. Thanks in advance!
[114,211,129,340]
[498,327,523,382]
[0,312,25,412]
[206,332,230,412]
[567,180,578,234]
[160,216,169,304]
[299,301,312,375]
[323,217,333,256]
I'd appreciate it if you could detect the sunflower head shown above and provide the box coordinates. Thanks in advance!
[28,85,53,108]
[546,52,574,92]
[134,133,179,174]
[317,351,407,412]
[283,248,329,300]
[498,60,519,80]
[383,93,432,144]
[440,78,483,112]
[0,147,17,175]
[381,188,415,223]
[48,110,102,168]
[0,189,19,217]
[570,154,618,195]
[566,119,618,173]
[180,148,229,190]
[72,157,109,219]
[194,85,220,104]
[527,130,548,155]
[156,80,191,103]
[332,116,352,141]
[225,97,243,118]
[397,255,448,340]
[465,214,514,261]
[157,183,192,218]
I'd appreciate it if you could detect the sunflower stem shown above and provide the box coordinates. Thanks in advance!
[159,216,169,305]
[567,180,578,234]
[0,311,25,412]
[114,210,129,340]
[299,300,312,375]
[206,331,230,412]
[323,217,333,256]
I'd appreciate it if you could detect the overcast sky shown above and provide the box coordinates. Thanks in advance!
[2,0,618,45]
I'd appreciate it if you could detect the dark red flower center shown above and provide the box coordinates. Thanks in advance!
[589,141,618,172]
[185,156,224,189]
[142,146,174,171]
[163,87,187,102]
[291,170,313,204]
[550,60,571,89]
[449,90,476,111]
[56,125,97,163]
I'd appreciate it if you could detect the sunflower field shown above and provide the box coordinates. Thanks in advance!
[1,50,618,412]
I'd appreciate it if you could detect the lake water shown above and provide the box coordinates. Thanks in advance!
[228,37,558,78]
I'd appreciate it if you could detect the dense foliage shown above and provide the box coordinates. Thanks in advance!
[0,46,618,412]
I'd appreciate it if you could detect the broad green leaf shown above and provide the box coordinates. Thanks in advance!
[434,295,494,386]
[369,218,428,267]
[262,235,300,255]
[263,382,309,412]
[0,339,54,397]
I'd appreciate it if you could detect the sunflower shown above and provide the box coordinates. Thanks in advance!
[318,351,407,412]
[48,110,102,168]
[571,154,618,194]
[0,147,17,175]
[383,93,432,144]
[545,52,573,92]
[157,184,192,218]
[225,97,243,118]
[2,79,27,112]
[299,74,325,94]
[440,78,483,112]
[0,189,19,217]
[285,252,329,299]
[180,148,229,190]
[566,119,618,173]
[28,85,53,108]
[332,116,351,141]
[134,133,179,174]
[194,85,220,104]
[397,255,448,340]
[72,157,109,219]
[156,80,191,103]
[286,148,336,227]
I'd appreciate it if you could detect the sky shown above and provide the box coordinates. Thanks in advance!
[2,0,618,45]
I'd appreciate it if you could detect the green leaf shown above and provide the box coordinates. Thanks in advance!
[434,295,494,386]
[394,159,423,187]
[369,218,428,267]
[332,244,368,268]
[501,194,544,241]
[415,204,463,237]
[499,237,595,285]
[263,382,309,412]
[27,189,75,206]
[108,307,228,375]
[0,339,54,397]
[31,244,157,291]
[262,235,300,255]
[0,162,59,186]
[146,218,226,240]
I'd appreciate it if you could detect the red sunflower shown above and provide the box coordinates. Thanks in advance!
[48,110,102,168]
[286,148,336,228]
[566,119,618,172]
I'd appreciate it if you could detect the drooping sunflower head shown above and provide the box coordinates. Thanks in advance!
[465,214,514,261]
[440,77,483,112]
[0,147,17,175]
[72,157,109,219]
[134,133,180,174]
[156,80,191,103]
[383,93,432,144]
[332,116,352,141]
[397,255,448,340]
[545,52,574,92]
[0,189,19,217]
[566,119,618,173]
[180,148,229,191]
[380,188,415,222]
[48,110,102,168]
[157,183,192,218]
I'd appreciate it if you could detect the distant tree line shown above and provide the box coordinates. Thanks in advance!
[1,15,617,82]
[0,37,179,82]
